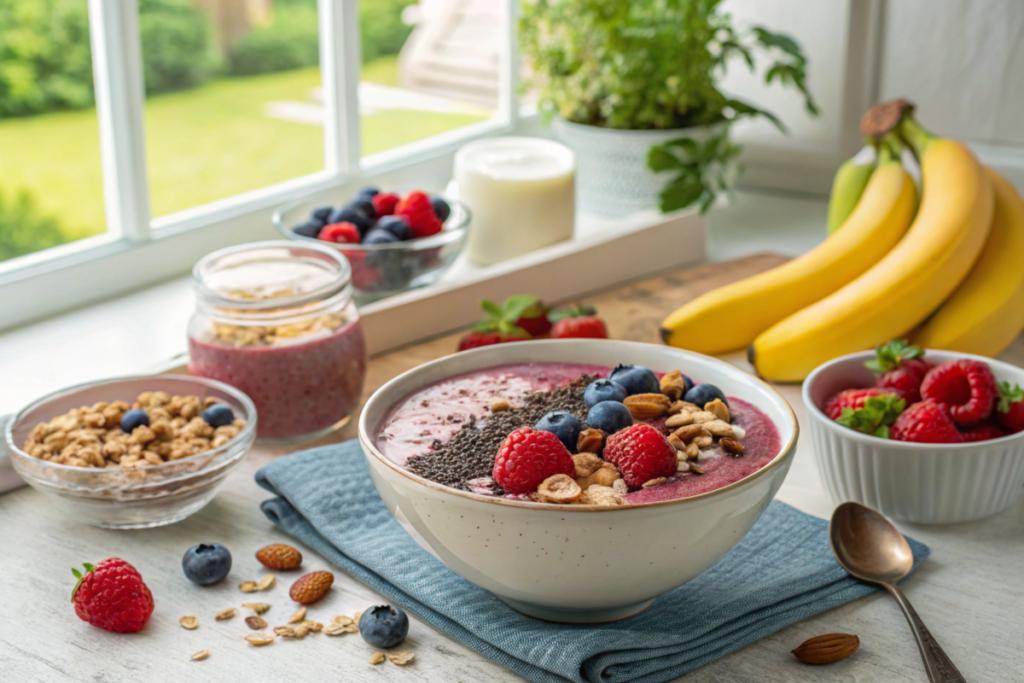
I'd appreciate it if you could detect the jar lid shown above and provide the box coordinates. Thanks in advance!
[192,241,352,321]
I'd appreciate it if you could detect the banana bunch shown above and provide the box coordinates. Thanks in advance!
[661,101,1024,381]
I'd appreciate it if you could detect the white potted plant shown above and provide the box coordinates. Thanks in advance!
[519,0,818,216]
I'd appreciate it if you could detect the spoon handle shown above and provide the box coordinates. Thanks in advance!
[885,583,966,682]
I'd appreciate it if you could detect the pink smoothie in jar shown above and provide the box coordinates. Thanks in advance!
[376,361,781,503]
[189,241,367,442]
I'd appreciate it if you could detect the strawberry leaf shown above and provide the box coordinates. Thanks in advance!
[547,304,596,323]
[836,394,906,438]
[998,382,1024,413]
[71,563,94,602]
[864,339,924,373]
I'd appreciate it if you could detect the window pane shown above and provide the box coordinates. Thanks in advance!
[0,1,106,263]
[360,0,499,157]
[140,0,324,219]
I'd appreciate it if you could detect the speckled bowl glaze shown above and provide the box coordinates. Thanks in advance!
[358,340,798,623]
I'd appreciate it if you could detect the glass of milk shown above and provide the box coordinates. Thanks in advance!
[454,137,576,266]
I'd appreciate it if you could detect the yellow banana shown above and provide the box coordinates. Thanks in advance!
[660,141,916,354]
[827,143,878,234]
[751,116,994,381]
[913,170,1024,356]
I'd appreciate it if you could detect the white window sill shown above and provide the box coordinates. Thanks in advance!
[0,190,826,415]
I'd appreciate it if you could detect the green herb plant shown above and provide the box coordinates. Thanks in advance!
[519,0,818,213]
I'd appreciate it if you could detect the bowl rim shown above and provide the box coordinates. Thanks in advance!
[5,373,258,475]
[802,348,1024,450]
[272,195,471,252]
[357,339,799,512]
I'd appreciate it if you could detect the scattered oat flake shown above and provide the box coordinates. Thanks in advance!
[256,574,276,591]
[303,620,323,632]
[179,616,199,630]
[191,649,210,661]
[215,608,236,621]
[288,607,306,624]
[245,616,268,630]
[274,626,296,637]
[241,602,271,615]
[331,615,354,626]
[387,652,415,666]
[369,652,385,665]
[244,632,275,646]
[239,581,258,593]
[354,611,363,624]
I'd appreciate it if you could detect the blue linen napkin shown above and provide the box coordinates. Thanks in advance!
[256,441,929,683]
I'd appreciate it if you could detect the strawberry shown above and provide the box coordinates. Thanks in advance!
[71,558,154,633]
[920,359,996,427]
[549,304,607,339]
[456,295,537,352]
[457,331,523,351]
[318,222,361,244]
[603,423,677,488]
[961,421,1007,442]
[396,191,443,238]
[996,382,1024,434]
[823,387,893,420]
[865,340,929,403]
[372,192,400,217]
[890,400,963,443]
[835,393,906,438]
[515,300,552,337]
[492,426,575,494]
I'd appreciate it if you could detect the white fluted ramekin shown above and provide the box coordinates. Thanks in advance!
[804,350,1024,524]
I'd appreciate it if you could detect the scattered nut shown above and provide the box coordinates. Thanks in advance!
[580,485,625,506]
[534,474,582,504]
[288,607,307,624]
[665,411,695,428]
[179,616,199,630]
[623,393,671,420]
[659,370,687,400]
[673,424,710,443]
[668,400,699,415]
[369,652,386,665]
[572,452,606,478]
[689,463,706,475]
[576,462,620,491]
[704,398,730,422]
[191,650,210,661]
[667,433,685,450]
[677,460,690,472]
[792,633,860,664]
[245,616,268,630]
[490,399,512,412]
[244,633,275,647]
[612,478,628,494]
[720,437,745,455]
[685,442,700,460]
[239,581,258,593]
[242,602,271,615]
[215,608,235,621]
[289,570,334,604]
[642,477,666,488]
[387,652,416,666]
[256,543,303,570]
[702,419,735,438]
[256,574,276,591]
[676,449,688,462]
[576,428,605,454]
[693,434,714,448]
[689,410,718,424]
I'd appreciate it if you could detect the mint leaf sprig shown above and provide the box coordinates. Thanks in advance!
[472,295,538,338]
[836,394,907,438]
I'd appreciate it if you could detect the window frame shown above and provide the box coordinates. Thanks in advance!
[0,0,520,330]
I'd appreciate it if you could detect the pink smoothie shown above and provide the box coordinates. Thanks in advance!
[376,361,781,502]
[189,319,367,440]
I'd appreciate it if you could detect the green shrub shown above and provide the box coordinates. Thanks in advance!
[228,3,320,76]
[360,0,415,64]
[138,0,220,94]
[0,190,66,262]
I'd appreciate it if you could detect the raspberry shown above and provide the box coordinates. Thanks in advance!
[396,191,443,238]
[920,360,996,427]
[72,558,154,633]
[961,422,1007,443]
[603,423,678,488]
[996,382,1024,434]
[372,192,400,217]
[877,365,927,403]
[890,400,963,443]
[318,222,361,244]
[823,387,892,420]
[492,427,574,494]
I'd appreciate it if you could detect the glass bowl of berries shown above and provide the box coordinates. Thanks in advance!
[273,187,471,303]
[5,375,257,529]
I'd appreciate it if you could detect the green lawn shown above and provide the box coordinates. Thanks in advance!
[0,58,486,246]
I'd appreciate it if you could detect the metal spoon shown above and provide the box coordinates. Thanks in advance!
[829,502,965,682]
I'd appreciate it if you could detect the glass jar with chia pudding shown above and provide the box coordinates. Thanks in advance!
[188,241,367,442]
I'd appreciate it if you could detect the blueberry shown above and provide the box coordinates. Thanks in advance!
[586,401,633,435]
[583,379,628,408]
[327,206,372,235]
[684,383,728,408]
[182,543,232,586]
[377,215,412,240]
[359,605,409,648]
[310,205,334,224]
[201,403,235,428]
[608,364,660,395]
[431,196,451,222]
[682,373,695,395]
[363,229,399,245]
[357,186,380,199]
[292,220,322,238]
[535,411,582,452]
[349,198,376,220]
[120,409,149,433]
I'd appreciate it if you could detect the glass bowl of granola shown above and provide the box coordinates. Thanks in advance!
[5,375,257,529]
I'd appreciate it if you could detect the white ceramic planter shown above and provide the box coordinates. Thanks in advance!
[553,118,726,217]
[358,339,798,623]
[804,350,1024,524]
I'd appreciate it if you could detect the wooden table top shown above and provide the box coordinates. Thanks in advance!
[3,253,1023,683]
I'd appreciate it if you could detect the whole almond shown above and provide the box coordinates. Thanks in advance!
[257,543,303,570]
[623,394,671,420]
[792,633,860,664]
[289,570,334,604]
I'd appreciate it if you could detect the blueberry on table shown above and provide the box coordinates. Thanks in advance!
[363,229,400,245]
[377,215,412,240]
[120,409,149,433]
[357,186,380,199]
[431,196,451,222]
[349,198,376,220]
[201,403,235,428]
[359,605,409,648]
[292,220,323,238]
[684,383,728,408]
[310,205,334,224]
[182,543,232,586]
[583,379,628,408]
[535,411,583,452]
[608,364,660,395]
[587,401,633,435]
[328,207,372,235]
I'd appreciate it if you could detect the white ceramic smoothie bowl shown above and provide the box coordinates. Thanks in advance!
[358,339,798,623]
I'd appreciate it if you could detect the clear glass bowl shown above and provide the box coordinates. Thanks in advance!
[5,375,257,529]
[272,193,471,304]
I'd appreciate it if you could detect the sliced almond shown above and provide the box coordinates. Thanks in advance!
[244,632,275,647]
[215,607,236,621]
[191,649,210,661]
[665,411,694,428]
[245,616,267,630]
[241,602,271,615]
[179,616,199,630]
[369,652,386,665]
[288,607,307,624]
[702,419,735,438]
[256,574,276,591]
[387,652,416,666]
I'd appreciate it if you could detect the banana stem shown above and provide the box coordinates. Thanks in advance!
[877,133,904,165]
[898,115,935,160]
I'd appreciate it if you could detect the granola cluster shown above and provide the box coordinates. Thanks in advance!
[23,391,246,469]
[210,313,346,348]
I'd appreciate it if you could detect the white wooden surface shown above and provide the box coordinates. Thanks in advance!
[2,342,1023,683]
